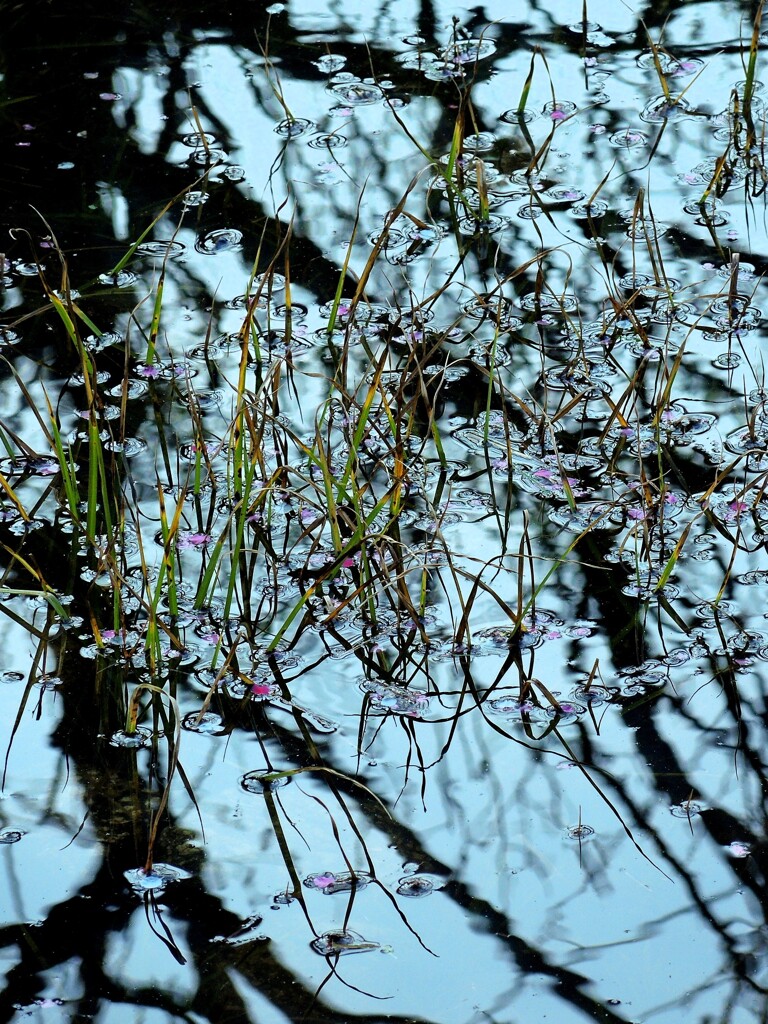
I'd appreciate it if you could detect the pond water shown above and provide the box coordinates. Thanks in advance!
[2,0,768,1021]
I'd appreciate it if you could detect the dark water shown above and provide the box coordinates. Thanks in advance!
[2,1,768,1021]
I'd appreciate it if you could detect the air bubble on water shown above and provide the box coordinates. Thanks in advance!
[241,770,291,794]
[274,117,316,138]
[637,52,703,77]
[182,191,209,208]
[640,95,693,123]
[108,379,147,401]
[609,128,649,148]
[549,502,615,532]
[626,218,668,241]
[12,261,39,277]
[70,369,110,389]
[500,107,538,124]
[457,213,508,236]
[0,328,22,347]
[397,49,439,72]
[516,203,543,220]
[34,674,63,690]
[109,727,153,748]
[178,442,220,469]
[134,240,185,259]
[272,302,308,321]
[570,198,609,218]
[124,863,192,894]
[189,147,225,166]
[0,829,26,844]
[519,292,579,313]
[299,709,338,734]
[574,683,616,704]
[542,100,577,120]
[218,164,246,182]
[303,870,372,894]
[545,701,587,723]
[545,186,586,203]
[726,841,751,858]
[181,710,226,735]
[462,294,520,327]
[396,875,436,897]
[462,131,497,152]
[181,132,216,148]
[441,38,496,64]
[741,569,768,585]
[84,330,122,352]
[488,696,538,721]
[313,53,346,74]
[196,229,243,254]
[329,81,381,105]
[567,19,598,35]
[733,79,766,99]
[307,132,348,150]
[0,671,24,683]
[103,437,147,456]
[670,800,704,818]
[566,824,595,839]
[683,197,730,226]
[713,352,742,369]
[361,680,430,718]
[311,929,380,956]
